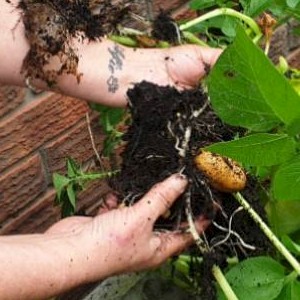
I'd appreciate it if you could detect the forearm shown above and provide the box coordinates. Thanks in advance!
[1,2,222,108]
[0,1,162,107]
[0,232,109,300]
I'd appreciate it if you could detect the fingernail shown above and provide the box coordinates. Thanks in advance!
[170,173,188,191]
[174,173,187,181]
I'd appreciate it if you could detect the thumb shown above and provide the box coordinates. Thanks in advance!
[133,173,188,221]
[166,45,222,88]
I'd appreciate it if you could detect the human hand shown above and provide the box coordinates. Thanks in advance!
[61,40,222,107]
[46,174,209,282]
[102,43,222,106]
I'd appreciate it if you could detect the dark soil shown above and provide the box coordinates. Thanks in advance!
[152,11,181,44]
[111,81,272,299]
[16,0,131,85]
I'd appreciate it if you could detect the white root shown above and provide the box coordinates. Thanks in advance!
[211,206,256,251]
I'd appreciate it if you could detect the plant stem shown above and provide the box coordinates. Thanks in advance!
[212,265,239,300]
[234,192,300,276]
[182,31,209,47]
[118,26,144,36]
[184,188,239,299]
[74,170,119,182]
[109,35,138,47]
[179,8,262,43]
[285,270,298,284]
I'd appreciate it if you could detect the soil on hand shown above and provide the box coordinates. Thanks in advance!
[16,0,130,85]
[111,81,272,299]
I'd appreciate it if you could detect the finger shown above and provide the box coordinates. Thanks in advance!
[133,173,188,221]
[166,45,222,87]
[151,218,210,264]
[179,215,209,231]
[97,193,119,215]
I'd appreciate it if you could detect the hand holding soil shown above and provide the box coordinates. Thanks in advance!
[1,1,222,106]
[46,174,209,279]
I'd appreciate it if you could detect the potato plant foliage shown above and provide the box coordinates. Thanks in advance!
[206,20,300,300]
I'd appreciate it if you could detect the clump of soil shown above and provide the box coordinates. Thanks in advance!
[111,81,272,299]
[152,11,181,44]
[15,0,131,85]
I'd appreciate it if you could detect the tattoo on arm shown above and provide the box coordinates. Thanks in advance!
[106,44,125,93]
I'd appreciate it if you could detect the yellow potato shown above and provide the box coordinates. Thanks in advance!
[194,151,246,193]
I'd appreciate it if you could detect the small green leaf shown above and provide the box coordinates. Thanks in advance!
[221,16,237,37]
[272,155,300,201]
[287,0,300,9]
[189,0,217,10]
[218,256,285,300]
[90,103,126,132]
[67,184,76,209]
[103,135,123,157]
[67,157,80,178]
[61,199,76,218]
[281,235,300,255]
[276,279,300,300]
[52,173,70,200]
[240,0,274,16]
[206,133,296,166]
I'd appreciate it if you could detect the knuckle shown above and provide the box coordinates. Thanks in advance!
[152,186,172,209]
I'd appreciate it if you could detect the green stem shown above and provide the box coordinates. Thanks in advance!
[285,270,298,284]
[109,35,138,47]
[182,31,209,47]
[212,265,239,300]
[73,170,119,182]
[118,27,144,36]
[179,8,262,43]
[234,192,300,276]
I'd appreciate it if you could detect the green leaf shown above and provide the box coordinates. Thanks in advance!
[221,16,237,37]
[207,29,280,131]
[276,280,300,300]
[281,235,300,255]
[102,134,123,157]
[218,256,285,300]
[287,0,300,9]
[266,200,300,236]
[67,157,80,178]
[93,104,125,134]
[61,199,76,217]
[67,184,76,209]
[272,155,300,201]
[240,0,274,16]
[206,133,296,166]
[189,0,217,10]
[52,173,70,201]
[208,27,300,133]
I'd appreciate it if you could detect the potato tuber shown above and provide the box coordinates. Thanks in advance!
[195,151,246,193]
